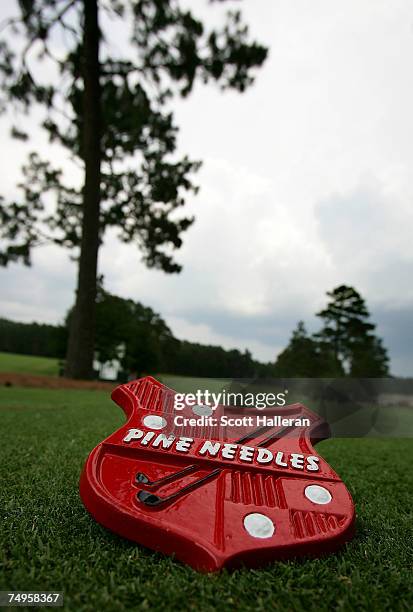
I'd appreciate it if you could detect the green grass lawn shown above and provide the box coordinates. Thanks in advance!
[158,374,231,393]
[0,386,412,612]
[0,352,59,376]
[0,353,226,386]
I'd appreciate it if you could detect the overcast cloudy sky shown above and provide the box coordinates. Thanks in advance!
[1,0,413,375]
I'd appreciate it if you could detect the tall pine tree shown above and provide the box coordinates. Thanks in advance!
[316,285,389,376]
[0,0,267,378]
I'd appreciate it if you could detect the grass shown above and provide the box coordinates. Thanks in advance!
[0,353,227,386]
[158,374,231,393]
[0,386,412,612]
[0,352,59,376]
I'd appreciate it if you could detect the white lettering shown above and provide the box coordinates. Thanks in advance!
[186,393,196,406]
[123,428,144,443]
[306,455,320,471]
[277,392,286,406]
[222,443,237,460]
[275,451,288,467]
[141,431,155,446]
[175,437,194,453]
[239,446,254,462]
[290,453,305,469]
[198,440,221,457]
[152,433,175,449]
[174,393,185,410]
[256,448,273,464]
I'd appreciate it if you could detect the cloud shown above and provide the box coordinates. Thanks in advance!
[315,181,413,306]
[0,245,75,324]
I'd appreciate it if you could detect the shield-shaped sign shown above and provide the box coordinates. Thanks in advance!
[79,376,355,571]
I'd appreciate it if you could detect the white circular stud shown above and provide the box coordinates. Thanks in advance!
[243,513,275,539]
[192,404,213,417]
[142,414,167,430]
[305,484,332,505]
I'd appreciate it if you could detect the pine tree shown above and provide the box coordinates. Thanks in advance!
[0,0,267,378]
[274,321,342,377]
[316,285,389,376]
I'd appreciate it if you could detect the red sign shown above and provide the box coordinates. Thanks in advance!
[79,376,355,571]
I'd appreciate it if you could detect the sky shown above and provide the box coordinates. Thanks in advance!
[0,0,413,376]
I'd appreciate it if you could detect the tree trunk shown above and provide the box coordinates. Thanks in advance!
[65,0,101,379]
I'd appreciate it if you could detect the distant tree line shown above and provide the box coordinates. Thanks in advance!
[0,284,390,378]
[0,287,267,378]
[273,285,389,377]
[0,318,66,359]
